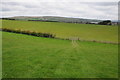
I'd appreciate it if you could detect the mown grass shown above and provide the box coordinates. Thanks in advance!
[2,20,118,43]
[2,32,118,78]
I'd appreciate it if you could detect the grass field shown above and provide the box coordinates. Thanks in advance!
[1,20,118,78]
[2,20,118,43]
[2,32,118,78]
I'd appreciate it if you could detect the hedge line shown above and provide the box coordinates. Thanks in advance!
[1,28,55,38]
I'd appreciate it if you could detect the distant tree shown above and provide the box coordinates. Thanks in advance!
[98,20,112,25]
[2,18,15,20]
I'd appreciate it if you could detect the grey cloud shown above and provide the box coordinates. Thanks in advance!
[79,2,118,6]
[2,8,11,11]
[94,2,118,6]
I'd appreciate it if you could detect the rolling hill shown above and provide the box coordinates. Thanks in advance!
[4,16,102,23]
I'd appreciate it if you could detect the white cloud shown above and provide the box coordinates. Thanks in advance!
[2,0,120,2]
[1,1,118,20]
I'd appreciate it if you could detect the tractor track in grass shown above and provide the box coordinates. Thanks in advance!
[71,37,79,48]
[72,40,79,48]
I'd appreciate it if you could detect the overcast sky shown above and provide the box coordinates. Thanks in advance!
[1,0,119,20]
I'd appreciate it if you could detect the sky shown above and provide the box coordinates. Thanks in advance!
[1,0,119,20]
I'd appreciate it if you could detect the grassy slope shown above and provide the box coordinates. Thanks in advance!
[2,32,118,78]
[2,20,118,43]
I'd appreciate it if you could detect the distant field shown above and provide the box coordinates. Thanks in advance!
[2,20,118,43]
[2,32,118,78]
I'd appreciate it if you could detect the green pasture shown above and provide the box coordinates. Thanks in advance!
[2,20,118,43]
[2,32,118,78]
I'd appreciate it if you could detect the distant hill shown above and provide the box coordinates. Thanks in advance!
[5,16,102,23]
[111,20,118,22]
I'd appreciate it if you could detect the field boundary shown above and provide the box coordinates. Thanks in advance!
[0,28,119,45]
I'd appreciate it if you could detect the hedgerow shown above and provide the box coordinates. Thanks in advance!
[1,28,55,38]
